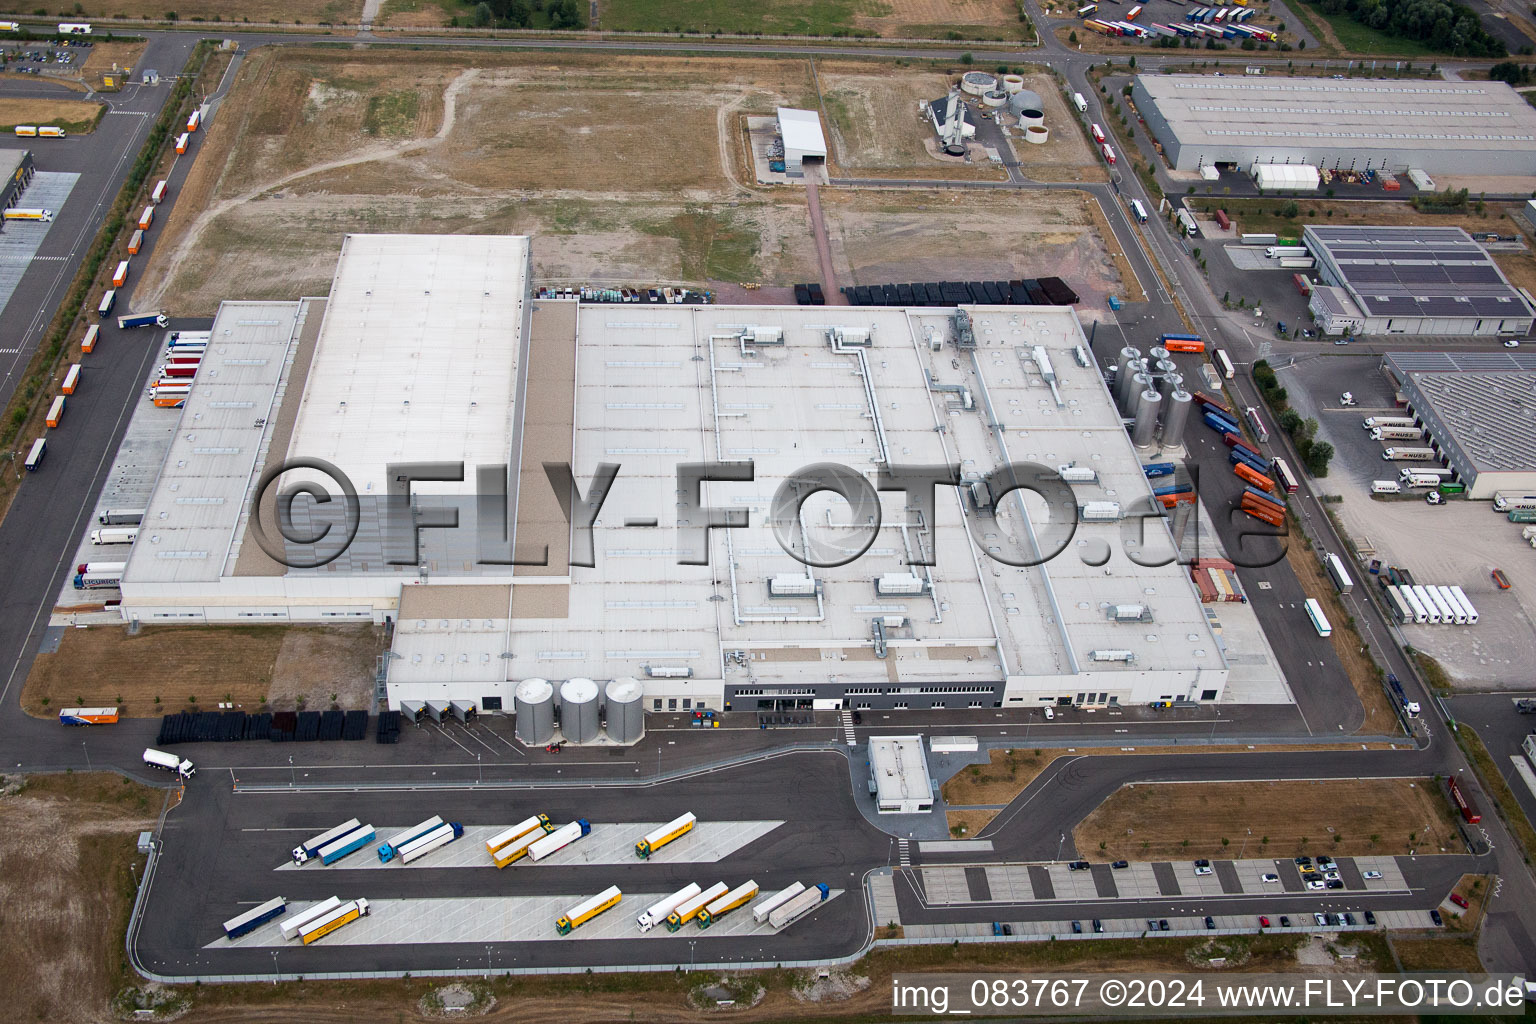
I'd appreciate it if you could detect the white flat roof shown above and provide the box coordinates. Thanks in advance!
[285,234,529,495]
[124,301,303,585]
[777,107,827,157]
[869,735,933,809]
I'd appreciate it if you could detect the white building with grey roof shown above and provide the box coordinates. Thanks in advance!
[1132,74,1536,176]
[116,233,1233,717]
[1381,351,1536,500]
[1305,225,1534,338]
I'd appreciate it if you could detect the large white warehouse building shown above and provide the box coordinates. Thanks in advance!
[1132,74,1536,176]
[117,234,1229,716]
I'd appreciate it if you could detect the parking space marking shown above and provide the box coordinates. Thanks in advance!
[210,889,845,948]
[0,172,79,315]
[276,820,783,872]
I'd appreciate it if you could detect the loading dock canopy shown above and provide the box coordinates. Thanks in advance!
[449,699,477,722]
[1251,163,1319,191]
[399,700,424,723]
[425,700,449,722]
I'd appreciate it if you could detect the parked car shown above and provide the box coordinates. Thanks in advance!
[1314,912,1328,926]
[1259,916,1270,928]
[1147,919,1159,931]
[1092,919,1103,933]
[1431,909,1443,926]
[544,742,563,753]
[1324,870,1341,881]
[1343,913,1356,925]
[1504,339,1521,348]
[1340,392,1355,406]
[1317,856,1335,869]
[1002,924,1013,935]
[1450,893,1469,909]
[1112,860,1129,869]
[1158,919,1170,931]
[1306,880,1327,891]
[992,922,1006,936]
[1193,859,1213,876]
[1326,913,1341,926]
[1071,920,1082,934]
[1204,916,1215,930]
[1262,873,1280,883]
[1043,707,1055,720]
[1326,880,1345,890]
[1279,916,1291,928]
[1363,911,1376,926]
[1069,861,1090,871]
[1363,870,1383,880]
[1295,856,1313,868]
[1302,871,1323,882]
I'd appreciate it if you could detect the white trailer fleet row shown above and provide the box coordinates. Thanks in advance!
[1382,584,1479,626]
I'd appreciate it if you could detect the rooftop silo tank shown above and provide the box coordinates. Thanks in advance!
[603,677,645,744]
[1128,372,1154,418]
[1115,356,1144,413]
[559,677,600,744]
[1149,346,1170,362]
[1162,389,1193,449]
[1158,370,1183,404]
[1113,348,1140,400]
[1132,388,1162,448]
[513,678,555,745]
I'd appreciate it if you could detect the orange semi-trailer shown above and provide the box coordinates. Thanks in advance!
[1232,461,1274,492]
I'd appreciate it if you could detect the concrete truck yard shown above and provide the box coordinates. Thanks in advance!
[1,9,1535,1023]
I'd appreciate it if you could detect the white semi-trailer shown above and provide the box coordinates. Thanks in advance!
[637,883,702,933]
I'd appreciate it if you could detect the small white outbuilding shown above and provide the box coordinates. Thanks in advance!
[776,107,826,176]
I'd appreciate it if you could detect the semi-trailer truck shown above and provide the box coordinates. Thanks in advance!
[317,825,377,865]
[58,707,119,725]
[73,571,121,590]
[635,812,696,858]
[1383,447,1436,461]
[223,897,287,939]
[751,883,807,924]
[142,747,194,778]
[556,886,622,935]
[768,883,831,930]
[2,207,53,221]
[1364,416,1416,430]
[292,819,363,864]
[299,898,369,944]
[377,816,445,862]
[667,882,729,931]
[491,821,555,868]
[394,821,465,865]
[1325,553,1353,594]
[118,312,168,329]
[98,508,145,525]
[528,819,592,862]
[485,815,552,857]
[638,883,703,932]
[698,880,760,928]
[279,897,343,941]
[1232,462,1273,491]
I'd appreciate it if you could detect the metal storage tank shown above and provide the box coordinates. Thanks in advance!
[1006,89,1043,115]
[514,678,555,745]
[604,677,645,744]
[1131,389,1162,448]
[1162,389,1193,448]
[1000,74,1026,94]
[982,90,1007,109]
[1157,370,1183,404]
[1114,352,1142,412]
[960,71,996,96]
[1129,372,1154,418]
[559,677,600,744]
[1149,346,1170,362]
[1016,108,1045,128]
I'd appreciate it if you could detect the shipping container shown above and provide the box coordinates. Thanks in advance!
[1325,553,1353,594]
[127,228,143,255]
[1233,461,1272,491]
[151,180,168,204]
[1214,209,1230,230]
[1241,233,1278,245]
[97,289,115,318]
[137,206,153,231]
[61,363,80,395]
[1448,778,1481,824]
[24,438,46,471]
[81,324,99,353]
[1073,93,1087,113]
[46,395,65,428]
[299,898,369,945]
[186,108,201,133]
[175,132,189,154]
[58,706,119,725]
[112,259,129,287]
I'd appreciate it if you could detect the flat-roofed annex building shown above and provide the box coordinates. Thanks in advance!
[1131,74,1536,176]
[1381,351,1536,500]
[117,234,1230,717]
[1305,225,1534,337]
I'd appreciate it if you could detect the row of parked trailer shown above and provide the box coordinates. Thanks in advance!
[1381,583,1480,626]
[222,896,372,945]
[1195,390,1295,527]
[1085,7,1271,40]
[147,330,208,409]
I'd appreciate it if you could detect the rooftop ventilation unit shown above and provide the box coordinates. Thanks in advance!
[1079,501,1123,522]
[875,572,929,596]
[828,326,872,347]
[1089,649,1136,663]
[740,326,784,346]
[643,665,693,678]
[1108,604,1152,623]
[768,574,819,598]
[1057,464,1098,483]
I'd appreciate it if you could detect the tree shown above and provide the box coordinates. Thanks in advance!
[546,0,581,27]
[1278,408,1304,435]
[1069,29,1078,43]
[471,1,492,25]
[1304,440,1334,477]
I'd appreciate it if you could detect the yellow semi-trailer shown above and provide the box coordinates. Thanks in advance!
[484,814,551,858]
[635,812,696,859]
[697,880,759,928]
[556,886,621,935]
[4,208,53,222]
[13,126,36,137]
[491,825,549,869]
[278,897,342,941]
[299,898,369,945]
[37,126,64,138]
[665,882,727,932]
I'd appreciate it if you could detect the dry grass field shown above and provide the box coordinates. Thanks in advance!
[0,773,158,1022]
[22,624,381,717]
[139,48,1112,313]
[0,96,102,132]
[1075,779,1465,861]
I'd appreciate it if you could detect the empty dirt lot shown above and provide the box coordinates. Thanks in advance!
[0,96,102,132]
[22,624,381,717]
[1075,778,1465,861]
[136,48,1114,312]
[0,773,158,1023]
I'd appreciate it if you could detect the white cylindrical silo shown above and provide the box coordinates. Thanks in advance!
[1001,74,1026,94]
[1161,389,1193,449]
[514,678,555,745]
[603,677,645,745]
[559,677,600,744]
[1024,125,1049,144]
[1132,389,1162,448]
[960,71,996,96]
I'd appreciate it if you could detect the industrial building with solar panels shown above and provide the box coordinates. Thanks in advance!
[100,233,1290,732]
[1303,226,1536,337]
[1131,75,1536,178]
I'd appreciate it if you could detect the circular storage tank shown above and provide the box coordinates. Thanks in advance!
[1132,389,1162,448]
[943,142,966,157]
[604,677,645,745]
[1007,90,1043,117]
[1001,74,1025,94]
[1149,346,1170,362]
[514,678,555,745]
[982,90,1007,109]
[559,677,600,744]
[1162,389,1193,449]
[1017,108,1045,128]
[960,71,996,96]
[1025,125,1049,145]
